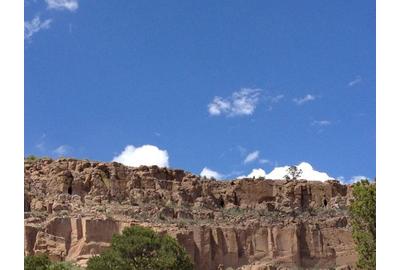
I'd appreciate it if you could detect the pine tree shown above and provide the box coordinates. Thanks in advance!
[349,179,376,270]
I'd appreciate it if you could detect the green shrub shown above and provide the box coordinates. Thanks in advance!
[25,254,51,270]
[349,179,376,270]
[48,261,83,270]
[24,255,82,270]
[25,155,38,162]
[223,207,245,217]
[177,220,187,228]
[86,225,193,270]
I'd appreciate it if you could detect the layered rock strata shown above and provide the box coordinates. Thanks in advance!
[24,158,357,269]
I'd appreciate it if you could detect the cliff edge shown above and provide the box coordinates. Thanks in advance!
[24,158,357,270]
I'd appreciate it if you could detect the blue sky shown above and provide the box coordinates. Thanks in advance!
[24,0,375,182]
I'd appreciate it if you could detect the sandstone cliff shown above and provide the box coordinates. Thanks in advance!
[24,158,357,270]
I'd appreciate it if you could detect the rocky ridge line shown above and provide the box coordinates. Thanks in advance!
[24,158,357,270]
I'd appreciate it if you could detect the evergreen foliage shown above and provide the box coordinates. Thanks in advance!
[349,179,376,270]
[24,255,82,270]
[25,254,51,270]
[86,225,193,270]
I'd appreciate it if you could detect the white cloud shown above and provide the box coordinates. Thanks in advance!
[311,120,331,126]
[240,162,333,181]
[244,150,259,164]
[293,94,316,105]
[24,16,52,40]
[348,76,362,87]
[336,176,346,183]
[350,175,369,183]
[200,167,222,179]
[45,0,79,11]
[247,168,267,178]
[336,175,369,184]
[208,97,231,115]
[208,88,262,117]
[53,145,70,156]
[113,145,169,167]
[231,88,262,115]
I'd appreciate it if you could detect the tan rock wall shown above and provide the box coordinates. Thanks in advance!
[25,216,356,269]
[24,159,357,269]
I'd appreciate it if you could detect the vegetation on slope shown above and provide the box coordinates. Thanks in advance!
[86,225,193,270]
[24,254,82,270]
[25,226,192,270]
[349,179,376,270]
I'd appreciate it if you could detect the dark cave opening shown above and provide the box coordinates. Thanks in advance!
[218,196,225,208]
[24,197,31,212]
[233,191,239,206]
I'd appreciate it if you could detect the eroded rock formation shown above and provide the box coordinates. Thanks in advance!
[24,158,357,269]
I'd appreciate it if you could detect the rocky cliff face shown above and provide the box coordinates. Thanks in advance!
[24,158,357,270]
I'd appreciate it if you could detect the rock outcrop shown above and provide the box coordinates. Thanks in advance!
[24,158,357,269]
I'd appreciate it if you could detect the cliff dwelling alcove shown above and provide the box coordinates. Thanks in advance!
[233,191,240,206]
[66,178,73,195]
[218,196,225,208]
[24,196,31,212]
[300,187,310,209]
[258,196,274,204]
[63,171,74,195]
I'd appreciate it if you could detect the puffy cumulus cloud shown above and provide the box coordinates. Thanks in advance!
[24,16,52,40]
[200,167,222,179]
[336,175,370,184]
[45,0,79,11]
[247,168,267,178]
[244,150,259,164]
[335,175,373,184]
[208,88,262,117]
[293,94,316,105]
[238,168,267,179]
[336,176,346,183]
[113,145,169,167]
[231,89,261,115]
[240,162,333,181]
[208,97,231,115]
[349,175,369,183]
[269,162,332,180]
